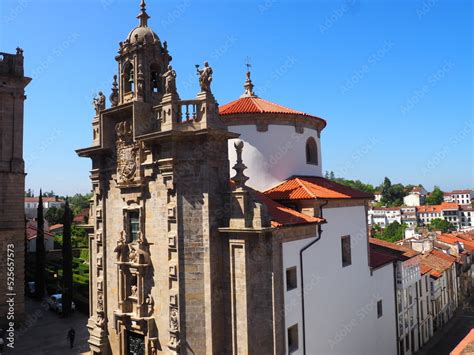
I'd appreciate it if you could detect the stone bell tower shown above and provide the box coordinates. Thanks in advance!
[77,1,236,354]
[0,48,30,327]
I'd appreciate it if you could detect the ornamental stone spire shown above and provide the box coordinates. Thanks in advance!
[232,140,249,188]
[137,0,150,27]
[241,63,256,98]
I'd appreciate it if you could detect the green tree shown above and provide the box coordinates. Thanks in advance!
[374,221,407,243]
[426,186,444,205]
[35,190,46,300]
[45,206,65,225]
[428,218,456,233]
[379,177,407,207]
[25,188,33,197]
[62,199,73,316]
[68,193,92,216]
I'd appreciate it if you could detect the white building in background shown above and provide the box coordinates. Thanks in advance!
[370,238,433,355]
[443,190,474,205]
[368,207,402,227]
[460,205,474,230]
[221,72,397,354]
[403,186,427,207]
[404,194,424,207]
[24,196,65,219]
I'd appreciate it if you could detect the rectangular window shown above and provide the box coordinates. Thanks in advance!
[127,331,145,355]
[286,267,297,291]
[377,300,383,318]
[128,211,140,242]
[341,235,351,267]
[288,324,299,353]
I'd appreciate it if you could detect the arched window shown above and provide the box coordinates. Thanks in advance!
[150,63,161,93]
[306,137,318,165]
[123,63,134,93]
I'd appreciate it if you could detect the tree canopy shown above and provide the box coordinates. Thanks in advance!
[373,221,407,243]
[428,218,456,233]
[426,186,444,205]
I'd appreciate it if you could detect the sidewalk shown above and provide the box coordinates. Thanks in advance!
[416,296,474,355]
[3,298,89,355]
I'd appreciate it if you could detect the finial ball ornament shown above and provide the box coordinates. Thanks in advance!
[234,140,244,149]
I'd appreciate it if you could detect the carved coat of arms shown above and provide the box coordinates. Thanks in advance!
[116,121,139,183]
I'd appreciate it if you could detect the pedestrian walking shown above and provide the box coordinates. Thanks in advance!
[67,327,75,349]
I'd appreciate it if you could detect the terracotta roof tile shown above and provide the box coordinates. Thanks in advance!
[416,202,459,213]
[369,238,418,259]
[421,251,455,278]
[264,176,374,201]
[26,226,54,240]
[229,180,324,228]
[420,264,432,275]
[369,246,397,268]
[219,96,326,126]
[450,329,474,355]
[254,190,324,227]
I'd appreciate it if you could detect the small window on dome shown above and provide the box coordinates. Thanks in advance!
[305,137,318,165]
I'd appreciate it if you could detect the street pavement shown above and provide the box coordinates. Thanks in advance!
[418,296,474,355]
[2,298,89,355]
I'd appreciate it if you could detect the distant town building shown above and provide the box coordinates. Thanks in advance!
[26,225,54,253]
[443,190,473,205]
[369,238,433,354]
[25,196,65,218]
[403,186,427,207]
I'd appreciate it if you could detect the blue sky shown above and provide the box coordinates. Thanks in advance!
[1,0,472,196]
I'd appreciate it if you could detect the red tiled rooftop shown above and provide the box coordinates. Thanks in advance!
[219,96,326,126]
[451,189,473,194]
[229,180,324,228]
[369,246,397,269]
[25,196,64,203]
[450,329,474,355]
[254,190,324,227]
[421,250,455,278]
[264,176,374,201]
[369,238,418,259]
[420,264,432,275]
[26,226,54,240]
[417,202,459,213]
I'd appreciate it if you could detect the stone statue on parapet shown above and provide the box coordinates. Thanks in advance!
[196,61,213,92]
[93,92,106,115]
[164,65,177,94]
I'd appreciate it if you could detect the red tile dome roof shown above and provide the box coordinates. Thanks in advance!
[219,96,326,128]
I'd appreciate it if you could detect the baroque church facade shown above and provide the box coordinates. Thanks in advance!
[78,2,398,354]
